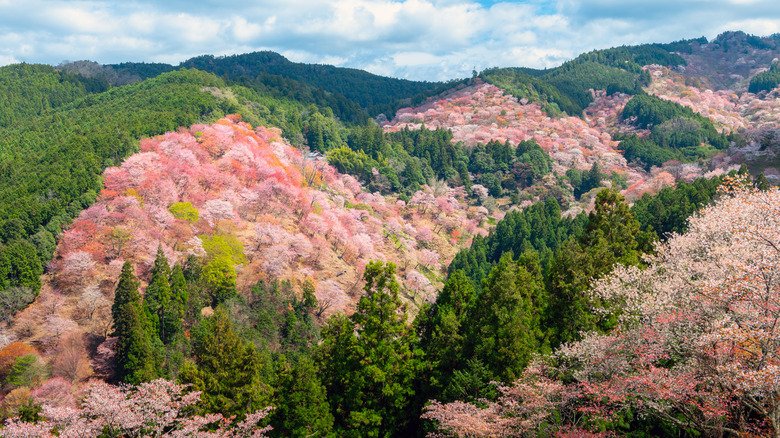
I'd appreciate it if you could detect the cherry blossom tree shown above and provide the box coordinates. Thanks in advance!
[31,377,75,409]
[2,379,273,438]
[423,361,591,438]
[59,251,96,291]
[77,285,108,323]
[51,333,92,382]
[418,249,441,272]
[557,178,780,437]
[314,280,348,319]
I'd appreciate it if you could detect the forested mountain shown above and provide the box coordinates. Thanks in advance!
[104,51,455,119]
[3,30,780,438]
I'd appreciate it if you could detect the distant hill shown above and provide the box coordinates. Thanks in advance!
[103,51,454,119]
[480,43,686,116]
[673,31,780,91]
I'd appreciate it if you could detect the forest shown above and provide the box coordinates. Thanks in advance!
[2,32,780,438]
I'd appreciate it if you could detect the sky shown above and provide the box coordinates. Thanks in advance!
[1,0,780,81]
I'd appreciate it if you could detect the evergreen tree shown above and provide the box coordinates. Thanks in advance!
[411,270,476,435]
[548,188,649,346]
[112,261,142,336]
[179,307,272,418]
[0,239,43,293]
[167,263,189,339]
[112,261,158,384]
[416,270,476,391]
[756,172,771,191]
[115,301,159,384]
[144,246,172,343]
[272,355,334,438]
[462,252,547,384]
[317,261,423,438]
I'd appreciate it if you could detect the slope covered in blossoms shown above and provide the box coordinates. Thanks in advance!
[7,117,489,355]
[645,64,780,180]
[383,81,730,203]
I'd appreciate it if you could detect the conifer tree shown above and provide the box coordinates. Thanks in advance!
[112,261,142,336]
[167,263,188,337]
[112,261,158,384]
[755,172,771,191]
[548,188,650,346]
[144,246,171,343]
[317,261,423,438]
[272,355,334,437]
[179,307,271,418]
[463,252,547,384]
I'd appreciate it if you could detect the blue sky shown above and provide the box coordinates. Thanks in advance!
[1,0,779,81]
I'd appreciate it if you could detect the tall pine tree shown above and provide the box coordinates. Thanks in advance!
[144,246,172,343]
[112,261,158,384]
[548,188,651,346]
[317,261,423,438]
[179,307,272,418]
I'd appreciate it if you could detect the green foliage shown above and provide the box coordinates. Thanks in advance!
[415,271,476,398]
[225,279,319,358]
[200,233,246,306]
[328,146,375,181]
[112,261,160,384]
[448,197,587,288]
[179,51,444,117]
[481,43,683,115]
[622,94,714,131]
[630,175,723,238]
[166,264,189,339]
[16,397,43,423]
[271,355,334,437]
[317,262,423,437]
[28,228,56,265]
[4,354,47,388]
[653,36,708,54]
[544,61,645,113]
[548,188,651,346]
[566,162,604,199]
[0,240,42,293]
[179,307,272,419]
[201,233,247,265]
[462,253,548,383]
[200,258,237,307]
[330,124,464,196]
[618,94,728,167]
[0,63,106,128]
[464,138,553,196]
[168,202,199,222]
[0,68,231,290]
[615,134,677,170]
[144,247,174,343]
[749,61,780,93]
[415,253,548,423]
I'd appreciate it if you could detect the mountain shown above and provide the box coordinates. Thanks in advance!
[102,51,453,119]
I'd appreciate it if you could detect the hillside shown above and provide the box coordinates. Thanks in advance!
[383,80,732,206]
[5,116,488,346]
[672,31,780,91]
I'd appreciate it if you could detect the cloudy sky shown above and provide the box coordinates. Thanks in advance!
[1,0,779,81]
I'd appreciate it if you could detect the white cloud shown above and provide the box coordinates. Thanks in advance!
[0,0,779,80]
[716,18,780,36]
[0,54,18,66]
[41,6,116,34]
